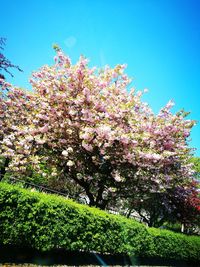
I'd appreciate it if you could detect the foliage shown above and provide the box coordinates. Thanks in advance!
[0,182,199,263]
[0,48,196,212]
[145,227,200,261]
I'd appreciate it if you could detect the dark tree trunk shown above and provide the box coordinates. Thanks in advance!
[126,208,133,218]
[0,157,9,181]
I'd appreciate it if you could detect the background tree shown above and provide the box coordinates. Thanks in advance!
[121,157,200,230]
[124,180,200,229]
[0,49,196,212]
[0,37,22,80]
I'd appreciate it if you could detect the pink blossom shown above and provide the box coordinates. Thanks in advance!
[40,125,49,133]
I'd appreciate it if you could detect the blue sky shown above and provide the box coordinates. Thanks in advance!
[1,0,200,156]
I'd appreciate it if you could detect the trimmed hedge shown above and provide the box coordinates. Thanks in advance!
[0,182,199,263]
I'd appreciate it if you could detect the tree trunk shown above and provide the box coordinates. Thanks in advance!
[0,157,9,181]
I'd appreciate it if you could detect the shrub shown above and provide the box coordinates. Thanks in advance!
[0,182,199,263]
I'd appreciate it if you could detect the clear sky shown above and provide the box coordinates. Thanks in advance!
[1,0,200,156]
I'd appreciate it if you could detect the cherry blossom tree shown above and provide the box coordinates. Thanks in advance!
[0,79,35,180]
[0,48,196,210]
[0,37,23,179]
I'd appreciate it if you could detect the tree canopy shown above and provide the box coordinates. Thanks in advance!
[0,48,199,227]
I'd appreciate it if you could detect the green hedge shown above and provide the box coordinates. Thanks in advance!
[0,182,199,263]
